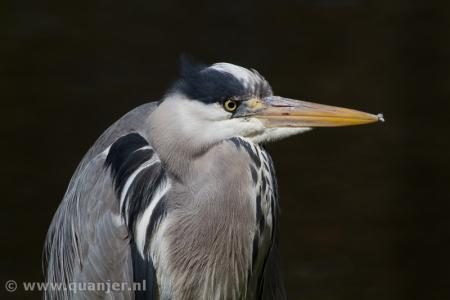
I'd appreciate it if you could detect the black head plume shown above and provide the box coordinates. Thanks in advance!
[169,56,273,103]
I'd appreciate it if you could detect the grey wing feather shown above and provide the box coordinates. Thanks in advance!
[44,102,159,300]
[259,224,287,300]
[259,154,287,300]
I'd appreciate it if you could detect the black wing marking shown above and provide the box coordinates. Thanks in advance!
[106,132,169,300]
[131,241,159,300]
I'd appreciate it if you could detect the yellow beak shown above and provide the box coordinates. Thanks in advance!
[245,96,383,127]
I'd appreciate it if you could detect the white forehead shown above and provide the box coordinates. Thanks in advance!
[209,63,259,87]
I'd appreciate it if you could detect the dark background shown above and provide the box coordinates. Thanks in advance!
[1,0,449,299]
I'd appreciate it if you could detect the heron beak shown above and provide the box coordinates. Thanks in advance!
[242,96,383,127]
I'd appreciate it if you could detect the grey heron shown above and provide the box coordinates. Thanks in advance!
[44,59,383,300]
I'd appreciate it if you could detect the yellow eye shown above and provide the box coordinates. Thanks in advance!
[223,99,239,112]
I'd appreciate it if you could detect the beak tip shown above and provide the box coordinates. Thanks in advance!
[376,113,385,122]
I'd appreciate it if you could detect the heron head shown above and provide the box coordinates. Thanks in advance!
[150,60,383,155]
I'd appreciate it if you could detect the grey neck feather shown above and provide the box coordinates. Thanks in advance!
[148,95,219,179]
[147,93,267,180]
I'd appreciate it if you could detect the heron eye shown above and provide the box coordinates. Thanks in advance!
[223,99,239,112]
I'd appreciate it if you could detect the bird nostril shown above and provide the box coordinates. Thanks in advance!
[271,104,292,108]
